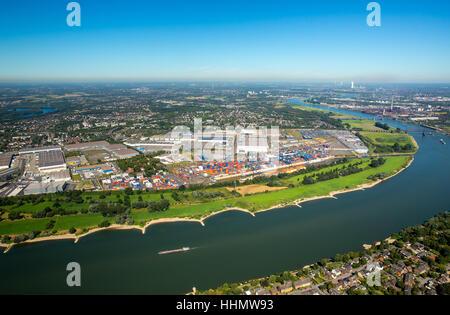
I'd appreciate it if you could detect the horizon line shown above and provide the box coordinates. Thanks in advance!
[0,79,449,85]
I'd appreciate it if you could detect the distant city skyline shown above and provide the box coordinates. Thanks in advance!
[1,0,449,82]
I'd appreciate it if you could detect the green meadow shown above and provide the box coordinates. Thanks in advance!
[342,119,390,132]
[359,132,418,154]
[0,156,411,238]
[360,132,415,147]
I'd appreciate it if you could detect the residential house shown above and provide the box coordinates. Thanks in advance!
[400,248,413,259]
[411,242,425,253]
[328,288,340,295]
[278,281,293,294]
[290,288,322,295]
[331,269,342,279]
[415,262,430,275]
[293,278,313,290]
[256,289,271,295]
[404,273,415,287]
[391,261,407,276]
[341,264,352,275]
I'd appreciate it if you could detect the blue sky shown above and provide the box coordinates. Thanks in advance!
[0,0,449,82]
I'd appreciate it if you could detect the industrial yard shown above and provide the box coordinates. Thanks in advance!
[0,127,373,196]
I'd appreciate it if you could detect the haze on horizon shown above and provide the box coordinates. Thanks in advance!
[0,0,449,83]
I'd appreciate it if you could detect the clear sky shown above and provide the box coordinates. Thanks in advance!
[0,0,449,82]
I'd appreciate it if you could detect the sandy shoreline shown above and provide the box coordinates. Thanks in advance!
[1,157,414,253]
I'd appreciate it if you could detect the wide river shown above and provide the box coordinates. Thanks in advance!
[0,100,449,294]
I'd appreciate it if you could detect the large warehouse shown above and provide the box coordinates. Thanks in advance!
[37,150,67,173]
[19,145,61,155]
[0,153,13,170]
[64,141,110,151]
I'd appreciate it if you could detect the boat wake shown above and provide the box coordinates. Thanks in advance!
[158,247,193,255]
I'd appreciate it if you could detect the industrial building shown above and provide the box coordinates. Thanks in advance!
[37,150,67,173]
[300,130,369,155]
[104,143,139,159]
[113,148,139,159]
[19,145,61,155]
[125,142,174,153]
[64,141,139,159]
[105,143,127,151]
[64,141,110,151]
[23,182,68,195]
[73,163,115,174]
[0,153,13,170]
[0,167,19,180]
[44,169,71,182]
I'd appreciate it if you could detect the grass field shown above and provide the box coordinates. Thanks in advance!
[292,105,332,113]
[290,103,355,120]
[360,132,414,146]
[0,156,411,238]
[0,214,106,236]
[342,119,389,132]
[359,132,417,154]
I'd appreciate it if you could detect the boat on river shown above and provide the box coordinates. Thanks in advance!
[158,247,190,255]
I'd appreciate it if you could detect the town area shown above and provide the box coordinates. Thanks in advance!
[198,212,450,296]
[0,128,368,197]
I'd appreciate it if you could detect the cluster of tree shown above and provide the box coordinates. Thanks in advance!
[212,283,243,295]
[114,213,134,225]
[367,172,389,181]
[1,235,11,243]
[11,230,42,243]
[46,220,56,230]
[89,202,129,217]
[147,199,170,213]
[373,141,414,154]
[436,283,450,295]
[302,175,316,185]
[267,179,282,187]
[8,211,23,221]
[0,197,16,207]
[356,133,414,154]
[171,190,182,202]
[131,201,149,209]
[333,251,365,264]
[269,271,296,286]
[396,212,449,265]
[369,157,386,168]
[302,163,363,185]
[97,190,113,199]
[392,143,414,153]
[2,191,85,209]
[32,206,78,218]
[56,190,84,203]
[191,191,224,199]
[13,234,29,243]
[375,122,390,131]
[115,153,166,177]
[98,220,111,228]
[172,190,193,202]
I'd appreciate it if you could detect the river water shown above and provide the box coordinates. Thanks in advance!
[0,100,449,294]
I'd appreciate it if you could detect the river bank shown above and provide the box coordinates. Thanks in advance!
[1,106,448,294]
[1,156,414,253]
